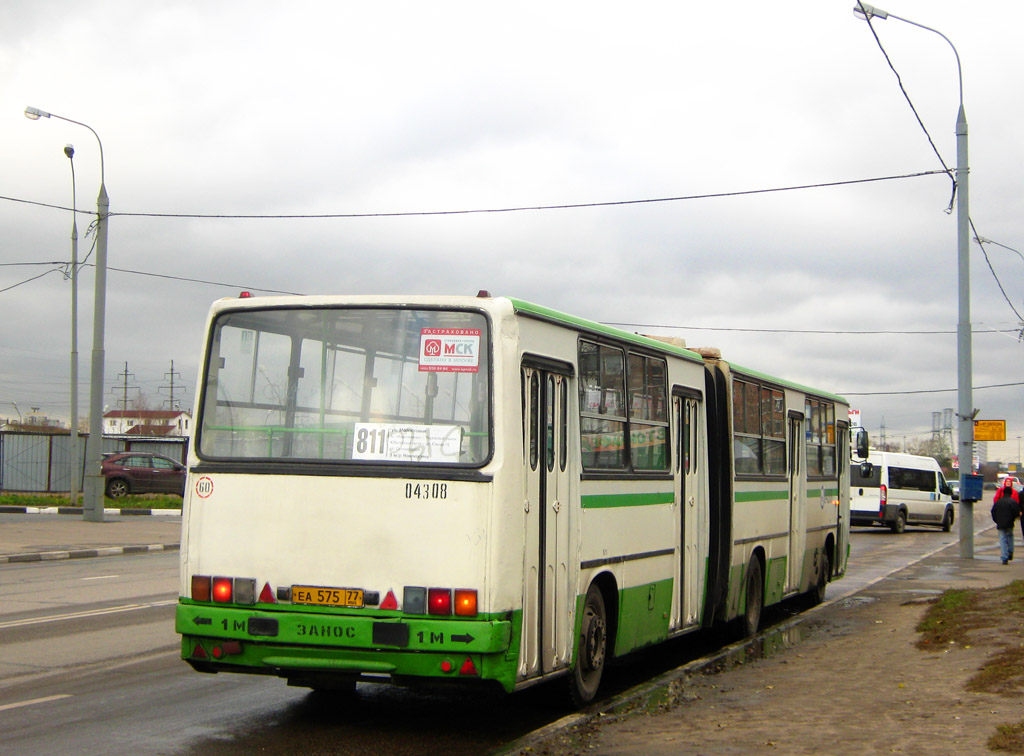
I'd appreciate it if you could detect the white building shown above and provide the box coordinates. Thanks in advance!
[103,409,192,437]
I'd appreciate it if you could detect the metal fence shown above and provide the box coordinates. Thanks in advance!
[0,431,188,493]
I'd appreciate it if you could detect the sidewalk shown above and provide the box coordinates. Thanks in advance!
[511,521,1019,756]
[0,509,181,563]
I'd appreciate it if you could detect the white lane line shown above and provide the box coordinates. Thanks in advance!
[0,695,72,713]
[82,575,119,581]
[0,599,178,630]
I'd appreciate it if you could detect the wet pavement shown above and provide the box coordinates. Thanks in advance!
[1,506,1015,754]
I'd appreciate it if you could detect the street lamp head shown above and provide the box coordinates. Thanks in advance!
[24,106,51,121]
[853,2,888,20]
[64,144,74,160]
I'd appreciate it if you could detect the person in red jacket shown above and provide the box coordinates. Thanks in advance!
[992,480,1020,564]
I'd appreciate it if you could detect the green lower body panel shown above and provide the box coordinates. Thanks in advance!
[613,578,674,656]
[177,602,518,692]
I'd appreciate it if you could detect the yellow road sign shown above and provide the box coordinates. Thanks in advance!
[974,419,1006,442]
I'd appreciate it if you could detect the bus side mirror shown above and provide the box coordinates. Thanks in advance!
[854,428,869,459]
[860,462,874,478]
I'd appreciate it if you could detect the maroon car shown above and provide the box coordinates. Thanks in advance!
[101,452,186,498]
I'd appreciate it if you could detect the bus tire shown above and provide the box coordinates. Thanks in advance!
[890,510,907,534]
[741,557,763,637]
[941,507,954,532]
[568,582,607,707]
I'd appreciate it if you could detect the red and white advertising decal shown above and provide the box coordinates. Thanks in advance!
[418,328,481,373]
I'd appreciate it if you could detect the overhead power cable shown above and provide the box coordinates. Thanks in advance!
[840,381,1024,396]
[0,169,948,220]
[605,321,1020,336]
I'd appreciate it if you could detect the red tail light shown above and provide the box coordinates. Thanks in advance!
[879,484,888,517]
[459,657,479,676]
[428,588,452,615]
[212,577,233,603]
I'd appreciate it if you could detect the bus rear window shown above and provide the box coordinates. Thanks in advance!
[197,307,490,465]
[851,463,880,487]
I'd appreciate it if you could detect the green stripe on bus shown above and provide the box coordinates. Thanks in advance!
[734,490,790,503]
[581,491,675,509]
[806,487,839,498]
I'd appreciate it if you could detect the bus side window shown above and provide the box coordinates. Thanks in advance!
[559,377,568,472]
[529,371,539,470]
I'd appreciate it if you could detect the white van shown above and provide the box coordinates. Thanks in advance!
[850,450,955,533]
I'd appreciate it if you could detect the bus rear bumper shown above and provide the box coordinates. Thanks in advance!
[176,602,517,691]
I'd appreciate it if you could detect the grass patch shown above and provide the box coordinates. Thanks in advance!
[916,581,1024,751]
[989,720,1024,752]
[0,492,182,509]
[915,588,984,648]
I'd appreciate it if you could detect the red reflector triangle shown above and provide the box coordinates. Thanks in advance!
[193,644,208,659]
[380,590,399,611]
[459,657,478,676]
[259,583,276,603]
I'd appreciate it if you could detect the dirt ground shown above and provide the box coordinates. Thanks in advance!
[520,569,1024,756]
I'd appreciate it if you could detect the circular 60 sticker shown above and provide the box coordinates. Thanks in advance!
[195,476,214,498]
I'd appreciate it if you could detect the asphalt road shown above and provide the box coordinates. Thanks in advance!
[0,512,986,756]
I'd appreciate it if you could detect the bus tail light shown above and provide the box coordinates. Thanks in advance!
[428,588,452,615]
[191,575,211,602]
[459,657,479,676]
[454,589,478,617]
[404,587,427,613]
[259,583,276,604]
[879,484,888,518]
[233,579,256,605]
[212,577,233,603]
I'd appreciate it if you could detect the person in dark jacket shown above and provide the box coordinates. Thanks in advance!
[992,482,1020,564]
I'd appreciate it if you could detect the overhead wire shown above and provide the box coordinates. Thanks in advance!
[855,1,1024,336]
[0,169,948,220]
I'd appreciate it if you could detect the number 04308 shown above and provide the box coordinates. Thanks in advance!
[405,483,448,500]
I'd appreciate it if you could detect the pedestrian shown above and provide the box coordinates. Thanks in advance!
[991,480,1020,565]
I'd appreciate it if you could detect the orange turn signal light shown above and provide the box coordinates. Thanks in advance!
[454,589,478,617]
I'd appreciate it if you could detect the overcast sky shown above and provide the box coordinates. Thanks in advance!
[2,0,1023,464]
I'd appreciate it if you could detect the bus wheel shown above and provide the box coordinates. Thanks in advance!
[941,507,954,532]
[890,510,907,534]
[811,550,830,606]
[569,583,607,707]
[741,557,763,637]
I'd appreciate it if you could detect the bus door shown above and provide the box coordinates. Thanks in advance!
[787,411,806,593]
[835,422,850,575]
[520,361,573,678]
[674,391,702,627]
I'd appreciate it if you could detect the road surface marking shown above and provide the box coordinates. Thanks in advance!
[0,695,72,713]
[0,599,177,630]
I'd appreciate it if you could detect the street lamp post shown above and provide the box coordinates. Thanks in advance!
[65,143,80,507]
[853,3,974,557]
[25,106,108,523]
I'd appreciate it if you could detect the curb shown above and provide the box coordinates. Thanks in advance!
[0,542,181,564]
[0,506,181,516]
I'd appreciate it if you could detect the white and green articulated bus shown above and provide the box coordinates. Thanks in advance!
[176,293,859,705]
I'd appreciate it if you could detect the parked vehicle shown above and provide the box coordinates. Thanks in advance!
[949,480,960,500]
[850,450,954,533]
[101,451,186,497]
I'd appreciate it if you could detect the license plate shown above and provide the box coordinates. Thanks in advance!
[291,585,364,608]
